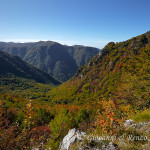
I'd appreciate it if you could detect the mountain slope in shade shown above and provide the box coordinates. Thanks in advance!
[0,50,60,85]
[0,41,99,82]
[49,31,150,109]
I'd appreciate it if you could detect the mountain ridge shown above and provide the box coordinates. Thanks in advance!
[49,31,150,108]
[0,50,60,85]
[0,41,99,82]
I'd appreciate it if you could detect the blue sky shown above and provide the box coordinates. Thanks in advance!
[0,0,150,48]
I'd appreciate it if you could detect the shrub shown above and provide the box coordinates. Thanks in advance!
[47,108,73,149]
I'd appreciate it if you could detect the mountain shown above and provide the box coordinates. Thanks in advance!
[41,31,150,149]
[0,31,150,150]
[49,31,150,108]
[0,50,60,85]
[0,41,99,82]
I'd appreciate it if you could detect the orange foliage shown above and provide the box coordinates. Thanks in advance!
[94,98,132,136]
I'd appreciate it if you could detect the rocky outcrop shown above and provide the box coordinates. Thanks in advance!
[124,119,150,130]
[59,129,119,150]
[60,119,150,150]
[124,119,134,128]
[59,128,86,150]
[79,142,117,150]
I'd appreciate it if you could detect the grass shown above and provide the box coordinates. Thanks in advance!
[132,109,150,123]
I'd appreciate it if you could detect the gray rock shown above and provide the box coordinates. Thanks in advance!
[124,119,134,128]
[81,74,84,79]
[59,128,86,150]
[105,142,116,150]
[131,124,137,129]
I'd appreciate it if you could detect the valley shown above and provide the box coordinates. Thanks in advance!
[0,31,149,149]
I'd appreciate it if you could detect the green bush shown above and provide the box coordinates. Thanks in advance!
[75,108,89,127]
[47,108,74,149]
[35,108,54,125]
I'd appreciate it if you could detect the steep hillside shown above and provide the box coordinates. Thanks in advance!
[0,41,99,82]
[0,32,149,150]
[39,31,149,149]
[49,31,150,109]
[67,45,99,67]
[0,50,60,85]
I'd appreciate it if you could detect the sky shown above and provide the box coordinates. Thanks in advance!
[0,0,150,48]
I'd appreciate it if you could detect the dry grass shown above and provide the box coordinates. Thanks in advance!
[132,109,150,123]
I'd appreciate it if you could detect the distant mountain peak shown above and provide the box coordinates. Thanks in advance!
[0,41,99,82]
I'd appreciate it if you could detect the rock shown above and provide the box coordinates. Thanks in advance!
[60,129,119,150]
[81,74,84,79]
[130,123,137,129]
[59,128,86,150]
[105,142,116,150]
[98,51,102,56]
[98,142,117,150]
[124,120,150,130]
[124,119,134,128]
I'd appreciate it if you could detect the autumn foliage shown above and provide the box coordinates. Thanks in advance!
[94,98,133,135]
